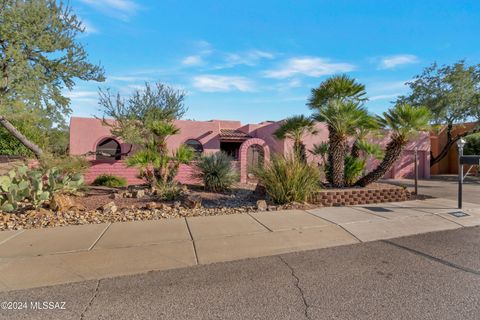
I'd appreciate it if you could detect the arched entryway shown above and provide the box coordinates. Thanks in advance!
[247,144,265,182]
[239,138,270,183]
[96,138,121,160]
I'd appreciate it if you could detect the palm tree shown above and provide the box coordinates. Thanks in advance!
[308,74,367,107]
[274,115,318,163]
[355,103,431,187]
[313,100,371,188]
[308,75,368,186]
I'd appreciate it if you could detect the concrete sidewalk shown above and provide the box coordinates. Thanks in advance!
[0,198,479,292]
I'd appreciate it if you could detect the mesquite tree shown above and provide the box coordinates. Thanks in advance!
[399,61,480,166]
[0,0,105,158]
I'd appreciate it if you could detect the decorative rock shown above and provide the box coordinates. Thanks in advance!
[101,201,118,214]
[173,201,182,209]
[50,194,76,212]
[267,205,278,211]
[184,195,202,209]
[145,202,161,210]
[110,192,123,200]
[132,189,145,198]
[256,200,268,211]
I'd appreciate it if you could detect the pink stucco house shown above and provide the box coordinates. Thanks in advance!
[69,116,431,185]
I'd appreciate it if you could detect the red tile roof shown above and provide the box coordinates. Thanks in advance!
[219,129,252,139]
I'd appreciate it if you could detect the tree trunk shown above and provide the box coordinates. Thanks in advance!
[430,123,480,166]
[350,140,360,158]
[293,141,307,163]
[0,116,43,158]
[355,136,405,187]
[329,132,346,188]
[325,127,334,185]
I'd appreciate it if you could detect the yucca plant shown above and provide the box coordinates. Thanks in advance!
[355,103,432,186]
[274,115,318,163]
[196,152,238,192]
[255,155,322,204]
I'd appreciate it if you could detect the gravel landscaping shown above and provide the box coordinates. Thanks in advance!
[0,183,317,231]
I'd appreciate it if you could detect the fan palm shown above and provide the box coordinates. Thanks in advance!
[355,103,432,187]
[274,115,318,162]
[307,74,367,107]
[313,100,372,188]
[308,75,368,187]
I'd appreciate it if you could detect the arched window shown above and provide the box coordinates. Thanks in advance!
[185,139,204,155]
[96,138,121,160]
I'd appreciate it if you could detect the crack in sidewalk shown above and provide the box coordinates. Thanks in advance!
[278,256,312,320]
[80,279,101,320]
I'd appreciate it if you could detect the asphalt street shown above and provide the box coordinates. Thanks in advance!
[1,226,479,320]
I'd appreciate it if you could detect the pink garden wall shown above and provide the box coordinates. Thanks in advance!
[70,117,430,186]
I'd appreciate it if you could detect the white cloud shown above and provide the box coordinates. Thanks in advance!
[264,57,355,79]
[64,90,98,99]
[369,93,400,101]
[192,75,254,92]
[182,55,204,66]
[79,0,139,20]
[379,54,419,69]
[108,75,151,82]
[80,20,98,34]
[220,50,275,68]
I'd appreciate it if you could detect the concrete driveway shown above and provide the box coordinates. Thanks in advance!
[386,175,480,204]
[1,226,479,320]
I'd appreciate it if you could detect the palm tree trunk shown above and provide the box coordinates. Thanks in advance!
[351,140,360,158]
[0,116,43,158]
[355,136,405,187]
[329,132,346,188]
[293,141,307,163]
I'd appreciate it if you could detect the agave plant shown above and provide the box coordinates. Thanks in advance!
[196,152,238,192]
[355,103,432,186]
[274,115,318,163]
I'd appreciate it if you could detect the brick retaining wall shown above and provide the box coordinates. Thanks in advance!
[85,160,202,185]
[311,184,411,207]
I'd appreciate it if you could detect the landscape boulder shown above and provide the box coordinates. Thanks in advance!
[50,194,76,212]
[184,195,202,209]
[256,200,268,211]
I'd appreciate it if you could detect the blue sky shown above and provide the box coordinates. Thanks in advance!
[69,0,480,124]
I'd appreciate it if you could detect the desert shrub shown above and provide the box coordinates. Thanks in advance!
[254,155,322,204]
[0,166,84,212]
[196,152,238,192]
[155,181,183,201]
[92,174,127,188]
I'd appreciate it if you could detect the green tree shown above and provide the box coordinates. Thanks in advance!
[308,75,369,187]
[355,103,431,187]
[274,115,318,163]
[0,0,105,157]
[99,82,194,189]
[399,61,480,166]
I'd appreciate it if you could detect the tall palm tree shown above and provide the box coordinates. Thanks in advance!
[313,100,371,187]
[308,74,367,107]
[355,103,431,187]
[274,115,318,163]
[308,75,368,186]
